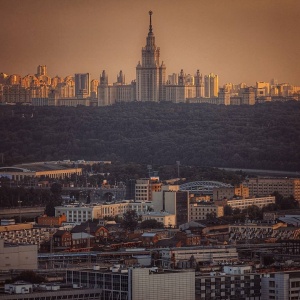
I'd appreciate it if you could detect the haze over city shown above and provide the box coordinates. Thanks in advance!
[1,0,300,86]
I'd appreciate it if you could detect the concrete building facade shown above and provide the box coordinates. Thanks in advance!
[136,11,166,102]
[195,265,261,300]
[261,270,300,300]
[189,202,224,221]
[135,178,162,202]
[244,178,300,201]
[66,266,195,300]
[226,196,275,210]
[0,239,38,270]
[141,211,176,227]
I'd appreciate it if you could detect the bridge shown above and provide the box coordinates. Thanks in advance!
[0,206,45,219]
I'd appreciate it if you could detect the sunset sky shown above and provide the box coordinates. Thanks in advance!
[1,0,299,86]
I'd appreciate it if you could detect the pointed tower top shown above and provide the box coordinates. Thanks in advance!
[149,10,153,33]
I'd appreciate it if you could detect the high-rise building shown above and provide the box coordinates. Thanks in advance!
[204,73,219,98]
[36,65,47,76]
[98,70,134,106]
[135,178,162,202]
[195,69,204,98]
[218,87,230,105]
[167,73,178,85]
[152,186,190,226]
[75,73,90,98]
[136,11,166,102]
[261,270,300,300]
[90,79,99,99]
[239,87,255,105]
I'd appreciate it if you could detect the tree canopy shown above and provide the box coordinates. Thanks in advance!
[1,101,300,171]
[140,219,164,229]
[121,209,139,231]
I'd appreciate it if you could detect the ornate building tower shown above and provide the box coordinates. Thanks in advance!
[136,11,166,102]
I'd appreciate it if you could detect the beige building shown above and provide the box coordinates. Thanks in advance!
[244,178,300,201]
[256,81,270,96]
[2,85,31,103]
[67,267,195,300]
[189,202,224,221]
[135,178,162,202]
[204,73,219,98]
[226,196,275,210]
[153,186,190,226]
[213,184,249,201]
[234,184,250,198]
[239,87,256,105]
[55,205,102,223]
[218,87,230,105]
[165,84,196,103]
[131,268,195,300]
[141,211,176,227]
[55,201,153,222]
[100,201,153,219]
[0,239,38,270]
[136,11,166,102]
[98,70,134,106]
[213,186,235,201]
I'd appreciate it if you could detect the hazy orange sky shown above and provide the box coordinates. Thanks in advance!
[1,0,299,86]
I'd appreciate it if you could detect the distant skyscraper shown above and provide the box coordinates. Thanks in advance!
[75,73,90,98]
[100,70,108,86]
[90,79,99,99]
[37,65,47,76]
[116,70,125,85]
[195,69,204,98]
[204,73,219,98]
[168,73,178,85]
[136,11,166,102]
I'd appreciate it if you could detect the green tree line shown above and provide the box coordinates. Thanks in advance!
[1,101,300,170]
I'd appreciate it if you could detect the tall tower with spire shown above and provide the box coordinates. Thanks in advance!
[136,11,166,102]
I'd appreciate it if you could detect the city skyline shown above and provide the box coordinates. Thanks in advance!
[1,0,300,86]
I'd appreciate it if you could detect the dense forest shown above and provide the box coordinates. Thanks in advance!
[0,101,300,171]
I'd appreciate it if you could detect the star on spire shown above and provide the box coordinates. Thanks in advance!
[149,10,153,33]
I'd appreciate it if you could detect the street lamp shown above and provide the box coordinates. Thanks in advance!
[18,200,22,223]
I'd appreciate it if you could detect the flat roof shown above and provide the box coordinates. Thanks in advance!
[14,162,78,172]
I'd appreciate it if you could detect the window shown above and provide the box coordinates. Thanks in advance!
[269,281,275,288]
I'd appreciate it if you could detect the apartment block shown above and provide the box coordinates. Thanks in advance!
[55,201,153,222]
[261,270,300,300]
[189,201,224,221]
[153,188,190,226]
[226,196,275,210]
[135,178,162,202]
[195,265,261,300]
[244,178,300,201]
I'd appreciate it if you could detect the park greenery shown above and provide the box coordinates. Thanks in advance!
[0,162,245,210]
[0,101,300,171]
